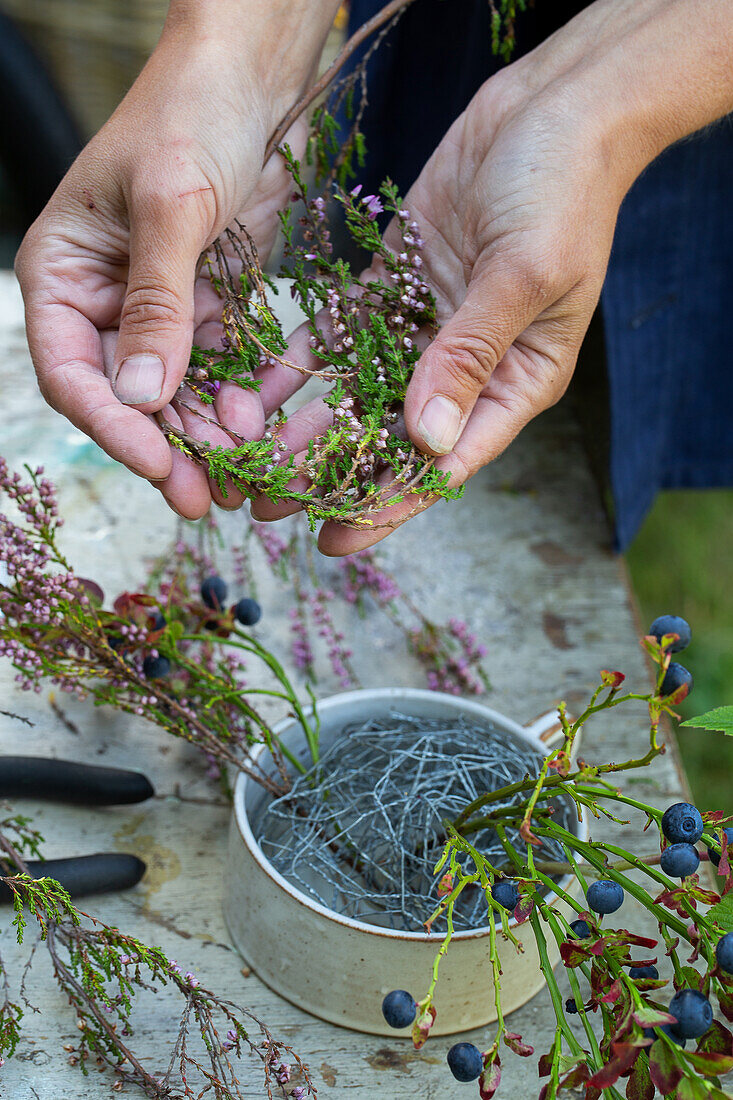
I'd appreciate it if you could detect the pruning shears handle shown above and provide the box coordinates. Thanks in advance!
[0,756,154,899]
[0,756,155,805]
[0,852,146,901]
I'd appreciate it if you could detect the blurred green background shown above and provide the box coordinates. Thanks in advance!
[627,490,733,810]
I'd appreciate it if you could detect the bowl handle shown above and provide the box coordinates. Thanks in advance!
[524,709,583,756]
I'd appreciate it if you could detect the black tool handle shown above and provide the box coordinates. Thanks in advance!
[0,757,154,805]
[0,853,146,901]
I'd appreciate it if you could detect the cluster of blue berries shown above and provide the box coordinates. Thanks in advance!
[381,991,484,1082]
[139,576,262,681]
[201,575,263,627]
[649,614,693,697]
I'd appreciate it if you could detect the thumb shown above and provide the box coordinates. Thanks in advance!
[111,191,211,409]
[404,264,546,455]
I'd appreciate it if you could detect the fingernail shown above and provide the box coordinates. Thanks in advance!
[113,355,165,405]
[417,395,463,453]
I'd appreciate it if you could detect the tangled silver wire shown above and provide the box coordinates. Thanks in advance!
[254,712,575,932]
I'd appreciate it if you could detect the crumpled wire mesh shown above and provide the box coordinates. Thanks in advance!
[253,712,576,932]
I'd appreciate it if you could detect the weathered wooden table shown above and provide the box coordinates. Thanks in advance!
[0,269,695,1099]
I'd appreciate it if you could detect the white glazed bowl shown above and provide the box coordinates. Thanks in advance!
[224,688,586,1036]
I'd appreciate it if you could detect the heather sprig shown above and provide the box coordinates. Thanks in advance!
[0,820,314,1098]
[159,152,461,531]
[0,461,317,792]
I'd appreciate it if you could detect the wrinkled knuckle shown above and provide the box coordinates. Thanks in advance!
[445,333,502,392]
[131,162,217,229]
[122,284,183,332]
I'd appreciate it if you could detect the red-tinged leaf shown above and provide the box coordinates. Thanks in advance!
[548,750,570,776]
[703,811,727,824]
[648,1039,683,1094]
[513,897,534,925]
[718,987,733,1022]
[632,1005,677,1028]
[538,1052,553,1078]
[75,576,104,606]
[605,930,659,950]
[601,979,624,1004]
[589,939,606,956]
[719,832,731,879]
[504,1032,533,1057]
[665,937,680,956]
[677,1078,711,1100]
[436,872,454,898]
[688,885,721,905]
[584,1087,602,1100]
[641,635,663,661]
[675,966,704,993]
[113,590,156,621]
[519,818,541,847]
[683,1050,733,1075]
[411,1003,436,1050]
[558,1062,591,1090]
[560,941,591,968]
[478,1059,501,1100]
[667,681,691,705]
[538,1086,548,1100]
[626,1053,654,1100]
[697,1020,733,1057]
[588,1043,640,1087]
[601,669,626,688]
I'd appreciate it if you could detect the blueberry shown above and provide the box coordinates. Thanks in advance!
[106,634,124,651]
[660,843,700,879]
[649,615,692,652]
[661,803,704,845]
[629,965,659,981]
[660,662,693,698]
[151,611,167,631]
[569,919,591,940]
[201,576,228,611]
[565,997,578,1014]
[643,1024,687,1048]
[716,933,733,974]
[143,654,171,679]
[381,989,416,1029]
[586,880,624,915]
[234,598,262,626]
[708,827,733,867]
[491,879,519,912]
[668,989,713,1039]
[446,1043,484,1083]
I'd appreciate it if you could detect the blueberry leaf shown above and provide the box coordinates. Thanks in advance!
[681,706,733,736]
[626,1053,654,1100]
[649,1039,683,1095]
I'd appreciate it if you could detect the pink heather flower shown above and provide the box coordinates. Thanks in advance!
[362,194,384,220]
[350,184,363,198]
[276,1063,291,1084]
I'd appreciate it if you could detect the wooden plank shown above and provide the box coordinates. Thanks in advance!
[0,271,693,1098]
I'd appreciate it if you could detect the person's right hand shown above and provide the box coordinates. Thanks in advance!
[14,0,339,518]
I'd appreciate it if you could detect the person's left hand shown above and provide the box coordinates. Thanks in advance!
[247,61,631,553]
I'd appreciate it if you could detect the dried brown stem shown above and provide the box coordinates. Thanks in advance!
[264,0,420,162]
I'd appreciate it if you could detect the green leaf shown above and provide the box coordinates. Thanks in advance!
[681,706,733,735]
[709,891,733,933]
